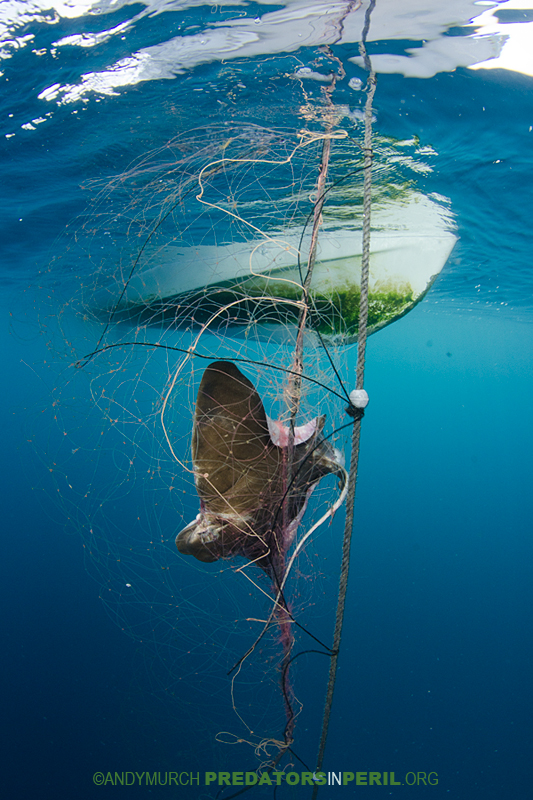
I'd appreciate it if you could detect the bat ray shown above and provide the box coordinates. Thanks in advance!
[176,361,345,573]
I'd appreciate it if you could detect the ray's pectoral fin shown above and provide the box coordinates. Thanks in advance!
[176,360,345,567]
[192,360,273,507]
[176,361,278,564]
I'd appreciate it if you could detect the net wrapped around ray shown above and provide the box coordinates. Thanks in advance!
[37,117,455,767]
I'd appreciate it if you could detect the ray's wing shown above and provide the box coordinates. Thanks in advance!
[192,361,277,512]
[176,361,281,563]
[177,362,345,566]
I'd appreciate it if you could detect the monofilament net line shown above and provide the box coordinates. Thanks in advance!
[280,130,333,751]
[312,5,377,793]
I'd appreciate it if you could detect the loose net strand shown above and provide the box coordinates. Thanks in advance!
[265,119,335,759]
[212,40,353,779]
[276,41,355,758]
[312,1,377,792]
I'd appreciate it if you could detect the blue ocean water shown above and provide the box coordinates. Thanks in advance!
[2,3,533,799]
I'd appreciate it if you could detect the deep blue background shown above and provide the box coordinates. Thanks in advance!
[2,5,533,798]
[4,302,533,799]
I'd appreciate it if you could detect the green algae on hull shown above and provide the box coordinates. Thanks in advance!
[95,194,457,342]
[230,277,417,338]
[125,275,419,342]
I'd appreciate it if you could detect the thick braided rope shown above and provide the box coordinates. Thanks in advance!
[311,3,376,792]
